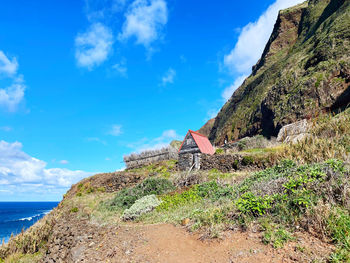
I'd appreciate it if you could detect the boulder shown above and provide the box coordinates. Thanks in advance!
[277,119,309,143]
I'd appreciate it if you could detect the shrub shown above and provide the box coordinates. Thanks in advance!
[215,148,224,154]
[262,225,294,248]
[327,208,350,252]
[70,207,78,213]
[191,207,229,237]
[241,156,254,166]
[236,192,273,216]
[122,195,161,221]
[108,178,175,209]
[158,181,233,211]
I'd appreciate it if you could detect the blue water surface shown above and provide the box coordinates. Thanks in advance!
[0,202,59,243]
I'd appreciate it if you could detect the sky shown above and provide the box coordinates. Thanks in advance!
[0,0,305,201]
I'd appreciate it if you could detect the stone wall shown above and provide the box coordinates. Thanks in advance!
[178,153,194,171]
[178,153,251,172]
[200,154,242,172]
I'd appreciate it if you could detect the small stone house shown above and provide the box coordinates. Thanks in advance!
[178,130,215,171]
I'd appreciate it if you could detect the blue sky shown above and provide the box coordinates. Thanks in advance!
[0,0,304,201]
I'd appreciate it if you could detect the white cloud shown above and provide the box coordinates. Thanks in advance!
[109,124,122,136]
[59,160,69,164]
[224,0,304,75]
[85,0,128,21]
[0,51,26,112]
[0,51,18,77]
[161,129,177,139]
[112,59,127,77]
[75,22,114,69]
[220,0,304,104]
[0,76,26,112]
[118,0,168,47]
[127,129,181,152]
[161,68,175,86]
[221,74,248,101]
[0,140,92,197]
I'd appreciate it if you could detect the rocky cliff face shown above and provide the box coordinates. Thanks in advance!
[208,0,350,145]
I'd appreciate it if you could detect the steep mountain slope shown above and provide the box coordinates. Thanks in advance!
[197,118,215,137]
[209,0,350,145]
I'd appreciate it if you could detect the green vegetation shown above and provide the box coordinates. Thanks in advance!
[210,0,350,144]
[122,195,161,221]
[135,158,350,257]
[281,109,350,164]
[236,192,273,216]
[76,182,95,196]
[70,207,79,213]
[158,181,233,211]
[262,223,295,248]
[106,177,175,210]
[215,148,224,154]
[0,252,43,263]
[128,160,177,178]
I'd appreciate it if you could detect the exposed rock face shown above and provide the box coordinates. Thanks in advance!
[277,119,310,143]
[209,0,350,145]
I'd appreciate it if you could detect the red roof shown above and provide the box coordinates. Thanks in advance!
[179,130,215,155]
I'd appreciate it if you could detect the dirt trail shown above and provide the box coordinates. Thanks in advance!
[42,216,332,263]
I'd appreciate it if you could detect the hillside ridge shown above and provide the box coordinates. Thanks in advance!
[208,0,350,145]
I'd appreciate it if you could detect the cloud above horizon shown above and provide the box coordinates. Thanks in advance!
[221,0,304,101]
[127,129,181,153]
[0,51,26,112]
[0,140,92,200]
[0,51,18,77]
[75,23,114,69]
[118,0,168,48]
[161,68,176,86]
[75,0,168,69]
[109,124,123,136]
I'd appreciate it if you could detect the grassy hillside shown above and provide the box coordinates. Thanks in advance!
[0,109,349,262]
[209,0,350,145]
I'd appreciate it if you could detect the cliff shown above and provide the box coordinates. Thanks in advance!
[208,0,350,145]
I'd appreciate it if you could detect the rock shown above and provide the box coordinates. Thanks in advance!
[277,119,310,143]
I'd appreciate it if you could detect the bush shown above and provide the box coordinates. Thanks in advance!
[215,148,224,154]
[158,181,233,211]
[262,225,294,248]
[241,156,254,166]
[327,208,350,257]
[108,178,175,209]
[236,192,273,216]
[122,195,161,221]
[70,207,78,213]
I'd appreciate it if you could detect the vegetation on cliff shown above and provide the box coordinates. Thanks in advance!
[209,0,350,144]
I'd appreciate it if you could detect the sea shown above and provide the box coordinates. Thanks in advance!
[0,202,59,244]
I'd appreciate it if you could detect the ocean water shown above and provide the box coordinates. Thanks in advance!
[0,202,59,243]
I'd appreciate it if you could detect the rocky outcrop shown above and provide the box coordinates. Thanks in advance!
[208,0,350,145]
[277,119,310,143]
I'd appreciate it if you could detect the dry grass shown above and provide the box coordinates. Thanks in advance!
[0,208,58,261]
[280,109,350,164]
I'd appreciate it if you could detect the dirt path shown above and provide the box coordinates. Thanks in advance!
[42,217,333,263]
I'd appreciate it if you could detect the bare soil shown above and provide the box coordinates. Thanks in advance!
[41,215,333,263]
